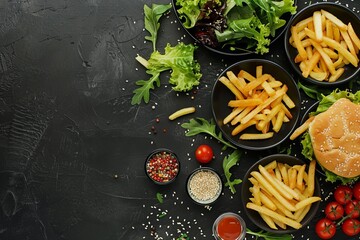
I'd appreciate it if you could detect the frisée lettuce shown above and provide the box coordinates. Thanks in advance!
[301,90,360,184]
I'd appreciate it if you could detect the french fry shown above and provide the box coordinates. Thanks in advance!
[241,85,287,124]
[348,22,360,50]
[290,116,315,140]
[313,11,323,41]
[323,36,358,67]
[232,119,257,136]
[240,132,274,140]
[246,203,302,229]
[288,168,297,189]
[273,109,285,133]
[296,204,311,223]
[309,39,336,74]
[291,26,307,60]
[169,107,196,120]
[260,213,278,230]
[278,162,289,186]
[321,9,347,31]
[251,171,296,212]
[219,76,244,100]
[295,196,321,211]
[329,67,345,82]
[220,66,296,141]
[340,29,358,59]
[282,94,296,109]
[290,9,360,83]
[223,107,244,125]
[296,164,306,191]
[228,98,263,108]
[304,160,316,197]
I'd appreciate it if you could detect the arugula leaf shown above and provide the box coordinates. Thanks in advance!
[131,70,161,105]
[144,4,172,51]
[222,150,242,194]
[246,228,292,240]
[181,118,236,150]
[156,192,164,203]
[297,81,331,100]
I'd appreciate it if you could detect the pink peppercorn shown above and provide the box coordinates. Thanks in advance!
[145,149,180,185]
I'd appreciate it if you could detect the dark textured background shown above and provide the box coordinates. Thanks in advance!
[0,0,359,239]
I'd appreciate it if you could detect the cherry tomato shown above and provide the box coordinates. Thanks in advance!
[334,185,353,205]
[345,199,360,219]
[353,182,360,201]
[195,144,213,164]
[315,218,336,239]
[325,201,344,220]
[342,218,360,236]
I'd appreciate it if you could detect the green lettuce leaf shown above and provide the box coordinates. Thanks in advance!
[132,43,201,105]
[314,89,360,114]
[149,43,201,92]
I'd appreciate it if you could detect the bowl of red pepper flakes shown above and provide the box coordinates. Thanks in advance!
[145,148,180,185]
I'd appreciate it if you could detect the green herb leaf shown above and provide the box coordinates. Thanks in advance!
[156,192,164,203]
[181,118,236,150]
[297,81,332,100]
[144,3,172,51]
[223,150,242,194]
[246,228,292,240]
[176,233,189,240]
[131,70,161,105]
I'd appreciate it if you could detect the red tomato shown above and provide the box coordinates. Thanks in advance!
[353,182,360,201]
[342,218,360,236]
[325,201,344,220]
[195,145,213,164]
[345,199,360,219]
[334,185,353,205]
[315,218,336,239]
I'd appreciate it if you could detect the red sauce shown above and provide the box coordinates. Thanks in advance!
[217,216,242,240]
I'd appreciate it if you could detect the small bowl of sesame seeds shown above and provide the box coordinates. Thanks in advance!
[186,167,223,205]
[145,148,180,185]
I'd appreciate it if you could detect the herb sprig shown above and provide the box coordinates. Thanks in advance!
[181,118,236,150]
[223,150,242,194]
[246,228,292,240]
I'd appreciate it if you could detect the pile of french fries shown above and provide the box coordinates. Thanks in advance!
[290,9,360,82]
[219,65,295,140]
[246,160,320,230]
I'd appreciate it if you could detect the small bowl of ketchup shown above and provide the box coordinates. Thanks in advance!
[212,212,246,240]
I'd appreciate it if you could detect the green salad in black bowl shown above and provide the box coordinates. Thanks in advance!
[172,0,297,56]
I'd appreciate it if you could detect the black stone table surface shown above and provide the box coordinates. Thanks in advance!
[0,0,359,239]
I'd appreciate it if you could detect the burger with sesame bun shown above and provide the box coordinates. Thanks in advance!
[301,90,360,184]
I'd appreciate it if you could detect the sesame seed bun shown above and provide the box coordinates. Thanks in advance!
[308,98,360,179]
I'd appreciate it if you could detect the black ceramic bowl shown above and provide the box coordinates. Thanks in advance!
[186,167,223,205]
[241,154,321,234]
[211,59,301,150]
[172,0,297,56]
[145,148,180,185]
[284,2,360,85]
